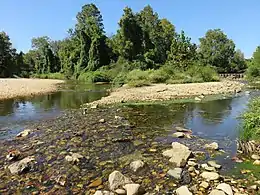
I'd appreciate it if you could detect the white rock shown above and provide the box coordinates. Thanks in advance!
[200,181,209,189]
[195,97,201,101]
[99,119,105,123]
[167,168,182,180]
[115,189,126,194]
[124,184,141,195]
[208,161,222,169]
[16,129,31,137]
[253,160,260,165]
[188,161,197,167]
[217,183,233,195]
[173,132,185,138]
[205,166,217,172]
[8,156,35,174]
[201,172,220,181]
[130,160,145,173]
[94,191,115,195]
[65,155,74,162]
[109,171,132,191]
[162,142,192,167]
[252,154,260,160]
[176,186,192,195]
[209,190,225,195]
[175,127,192,133]
[205,142,219,150]
[65,153,84,163]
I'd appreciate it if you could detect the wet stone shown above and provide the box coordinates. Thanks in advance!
[167,168,182,180]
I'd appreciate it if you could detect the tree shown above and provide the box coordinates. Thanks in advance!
[114,7,143,61]
[76,3,104,38]
[199,29,235,73]
[167,31,197,69]
[0,32,16,77]
[230,49,247,73]
[252,46,260,66]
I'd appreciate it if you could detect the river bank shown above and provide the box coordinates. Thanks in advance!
[0,79,64,100]
[87,81,244,106]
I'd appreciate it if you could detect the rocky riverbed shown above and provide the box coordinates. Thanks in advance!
[87,81,244,106]
[0,105,259,194]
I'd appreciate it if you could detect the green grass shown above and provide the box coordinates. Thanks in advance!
[78,71,111,83]
[240,98,260,141]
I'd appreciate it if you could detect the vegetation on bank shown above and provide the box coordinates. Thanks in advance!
[0,3,250,85]
[240,98,260,141]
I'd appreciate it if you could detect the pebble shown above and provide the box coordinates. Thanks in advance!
[167,168,182,180]
[130,160,145,173]
[209,190,226,195]
[99,119,105,123]
[173,132,185,138]
[208,161,222,169]
[115,189,126,194]
[205,142,219,150]
[200,181,209,189]
[253,160,260,165]
[251,154,260,160]
[176,186,192,195]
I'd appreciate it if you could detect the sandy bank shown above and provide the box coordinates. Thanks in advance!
[88,81,244,106]
[0,78,64,100]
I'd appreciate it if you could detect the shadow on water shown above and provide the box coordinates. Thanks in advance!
[0,81,110,139]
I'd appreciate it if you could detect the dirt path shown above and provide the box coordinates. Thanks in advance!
[0,78,64,100]
[88,81,244,106]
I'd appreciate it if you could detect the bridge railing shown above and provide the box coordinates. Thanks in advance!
[219,73,244,79]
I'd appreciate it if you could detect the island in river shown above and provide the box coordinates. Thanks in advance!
[0,80,258,195]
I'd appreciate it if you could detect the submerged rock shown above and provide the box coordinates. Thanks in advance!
[130,160,146,173]
[175,127,192,133]
[16,129,31,137]
[216,183,233,195]
[6,149,21,161]
[205,142,219,150]
[65,153,84,164]
[167,168,182,180]
[162,142,192,167]
[208,161,222,169]
[173,132,185,138]
[109,171,132,191]
[176,186,192,195]
[8,156,35,174]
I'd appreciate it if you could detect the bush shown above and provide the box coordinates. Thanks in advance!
[149,69,170,83]
[31,73,65,80]
[186,65,219,82]
[112,72,127,87]
[246,64,260,80]
[240,98,260,141]
[78,71,111,83]
[126,69,151,87]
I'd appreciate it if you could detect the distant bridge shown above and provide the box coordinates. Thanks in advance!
[219,73,245,80]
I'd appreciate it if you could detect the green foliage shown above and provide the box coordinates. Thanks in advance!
[246,46,260,80]
[126,69,151,87]
[149,69,170,83]
[78,71,111,83]
[32,73,65,80]
[240,98,260,141]
[186,64,220,82]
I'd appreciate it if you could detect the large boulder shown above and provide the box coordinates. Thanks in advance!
[109,171,132,191]
[8,156,35,174]
[176,186,192,195]
[162,142,192,167]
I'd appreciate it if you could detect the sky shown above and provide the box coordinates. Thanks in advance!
[1,0,259,58]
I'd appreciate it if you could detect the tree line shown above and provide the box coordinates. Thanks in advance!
[0,4,252,81]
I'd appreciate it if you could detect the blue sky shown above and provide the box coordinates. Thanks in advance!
[1,0,259,58]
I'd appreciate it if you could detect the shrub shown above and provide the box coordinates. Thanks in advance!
[78,71,111,83]
[149,69,170,83]
[246,64,260,80]
[240,98,260,141]
[112,72,127,87]
[31,73,65,80]
[126,69,151,87]
[186,65,219,82]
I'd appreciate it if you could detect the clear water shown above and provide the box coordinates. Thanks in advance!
[0,82,110,139]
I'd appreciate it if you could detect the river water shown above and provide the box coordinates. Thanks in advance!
[0,82,258,165]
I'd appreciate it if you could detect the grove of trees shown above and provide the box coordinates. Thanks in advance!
[0,4,250,82]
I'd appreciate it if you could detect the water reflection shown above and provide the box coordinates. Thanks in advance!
[0,82,110,139]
